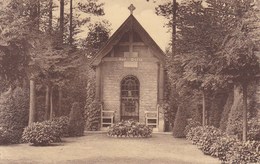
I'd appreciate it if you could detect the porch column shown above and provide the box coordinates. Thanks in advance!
[95,66,101,101]
[158,64,165,132]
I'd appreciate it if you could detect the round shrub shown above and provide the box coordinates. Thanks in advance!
[172,106,188,138]
[22,121,61,146]
[184,119,201,136]
[68,102,85,137]
[186,126,204,144]
[0,87,29,144]
[107,120,152,138]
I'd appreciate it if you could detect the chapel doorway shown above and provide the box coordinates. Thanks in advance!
[121,76,139,121]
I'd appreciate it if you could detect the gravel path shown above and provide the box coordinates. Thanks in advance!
[0,133,220,164]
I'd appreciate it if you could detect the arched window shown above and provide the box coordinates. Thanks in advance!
[121,76,139,121]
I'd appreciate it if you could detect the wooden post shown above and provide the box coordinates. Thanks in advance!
[29,78,36,125]
[242,82,248,141]
[44,84,50,120]
[95,67,101,101]
[202,90,206,127]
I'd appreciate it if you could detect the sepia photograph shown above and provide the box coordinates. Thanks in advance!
[0,0,259,163]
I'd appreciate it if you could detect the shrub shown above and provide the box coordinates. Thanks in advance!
[184,119,201,136]
[107,120,152,138]
[85,101,101,131]
[0,87,29,144]
[52,116,69,137]
[196,126,224,155]
[68,102,85,136]
[186,126,204,145]
[22,121,61,146]
[226,86,243,138]
[219,91,233,132]
[0,126,20,144]
[187,125,260,163]
[210,135,238,162]
[248,117,260,141]
[172,106,187,138]
[227,141,260,164]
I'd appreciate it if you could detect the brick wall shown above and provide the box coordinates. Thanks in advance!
[101,57,159,124]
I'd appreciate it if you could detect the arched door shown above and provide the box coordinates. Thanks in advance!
[121,76,139,121]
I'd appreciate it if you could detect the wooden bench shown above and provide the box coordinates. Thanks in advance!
[100,103,115,130]
[144,111,158,132]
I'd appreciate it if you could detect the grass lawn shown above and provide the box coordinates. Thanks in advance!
[0,133,220,164]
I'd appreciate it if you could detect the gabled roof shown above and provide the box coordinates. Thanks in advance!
[91,14,166,66]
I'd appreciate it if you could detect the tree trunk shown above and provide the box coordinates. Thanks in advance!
[242,82,248,141]
[36,0,40,30]
[69,0,73,45]
[202,90,206,127]
[60,0,64,43]
[172,0,177,57]
[44,84,50,120]
[50,86,54,120]
[58,86,62,117]
[29,79,36,125]
[48,0,53,34]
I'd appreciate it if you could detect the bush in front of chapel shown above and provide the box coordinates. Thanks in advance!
[107,120,152,138]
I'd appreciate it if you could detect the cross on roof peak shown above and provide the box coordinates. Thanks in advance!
[128,4,136,15]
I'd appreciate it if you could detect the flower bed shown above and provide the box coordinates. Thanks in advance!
[107,120,152,138]
[186,126,260,163]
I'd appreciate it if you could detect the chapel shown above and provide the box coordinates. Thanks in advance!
[91,4,166,131]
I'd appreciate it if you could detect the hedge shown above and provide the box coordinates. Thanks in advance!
[107,120,152,138]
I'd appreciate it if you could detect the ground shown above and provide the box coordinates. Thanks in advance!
[0,133,220,164]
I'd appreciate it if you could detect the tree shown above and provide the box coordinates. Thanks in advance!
[216,0,260,141]
[81,20,111,58]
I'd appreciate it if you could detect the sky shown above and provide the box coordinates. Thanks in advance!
[99,0,171,51]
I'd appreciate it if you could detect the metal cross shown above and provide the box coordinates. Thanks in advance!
[128,4,136,15]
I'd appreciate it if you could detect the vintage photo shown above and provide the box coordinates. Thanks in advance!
[0,0,259,163]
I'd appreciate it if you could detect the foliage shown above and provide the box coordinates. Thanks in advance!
[219,90,234,131]
[184,119,201,136]
[226,140,260,164]
[82,20,111,58]
[172,106,187,138]
[248,117,260,141]
[187,125,260,163]
[68,102,85,136]
[52,116,69,137]
[196,126,224,155]
[210,135,239,162]
[107,120,152,138]
[22,121,62,146]
[226,86,243,138]
[0,87,29,144]
[0,126,20,145]
[85,101,101,131]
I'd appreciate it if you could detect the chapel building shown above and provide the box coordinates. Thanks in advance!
[91,5,166,131]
